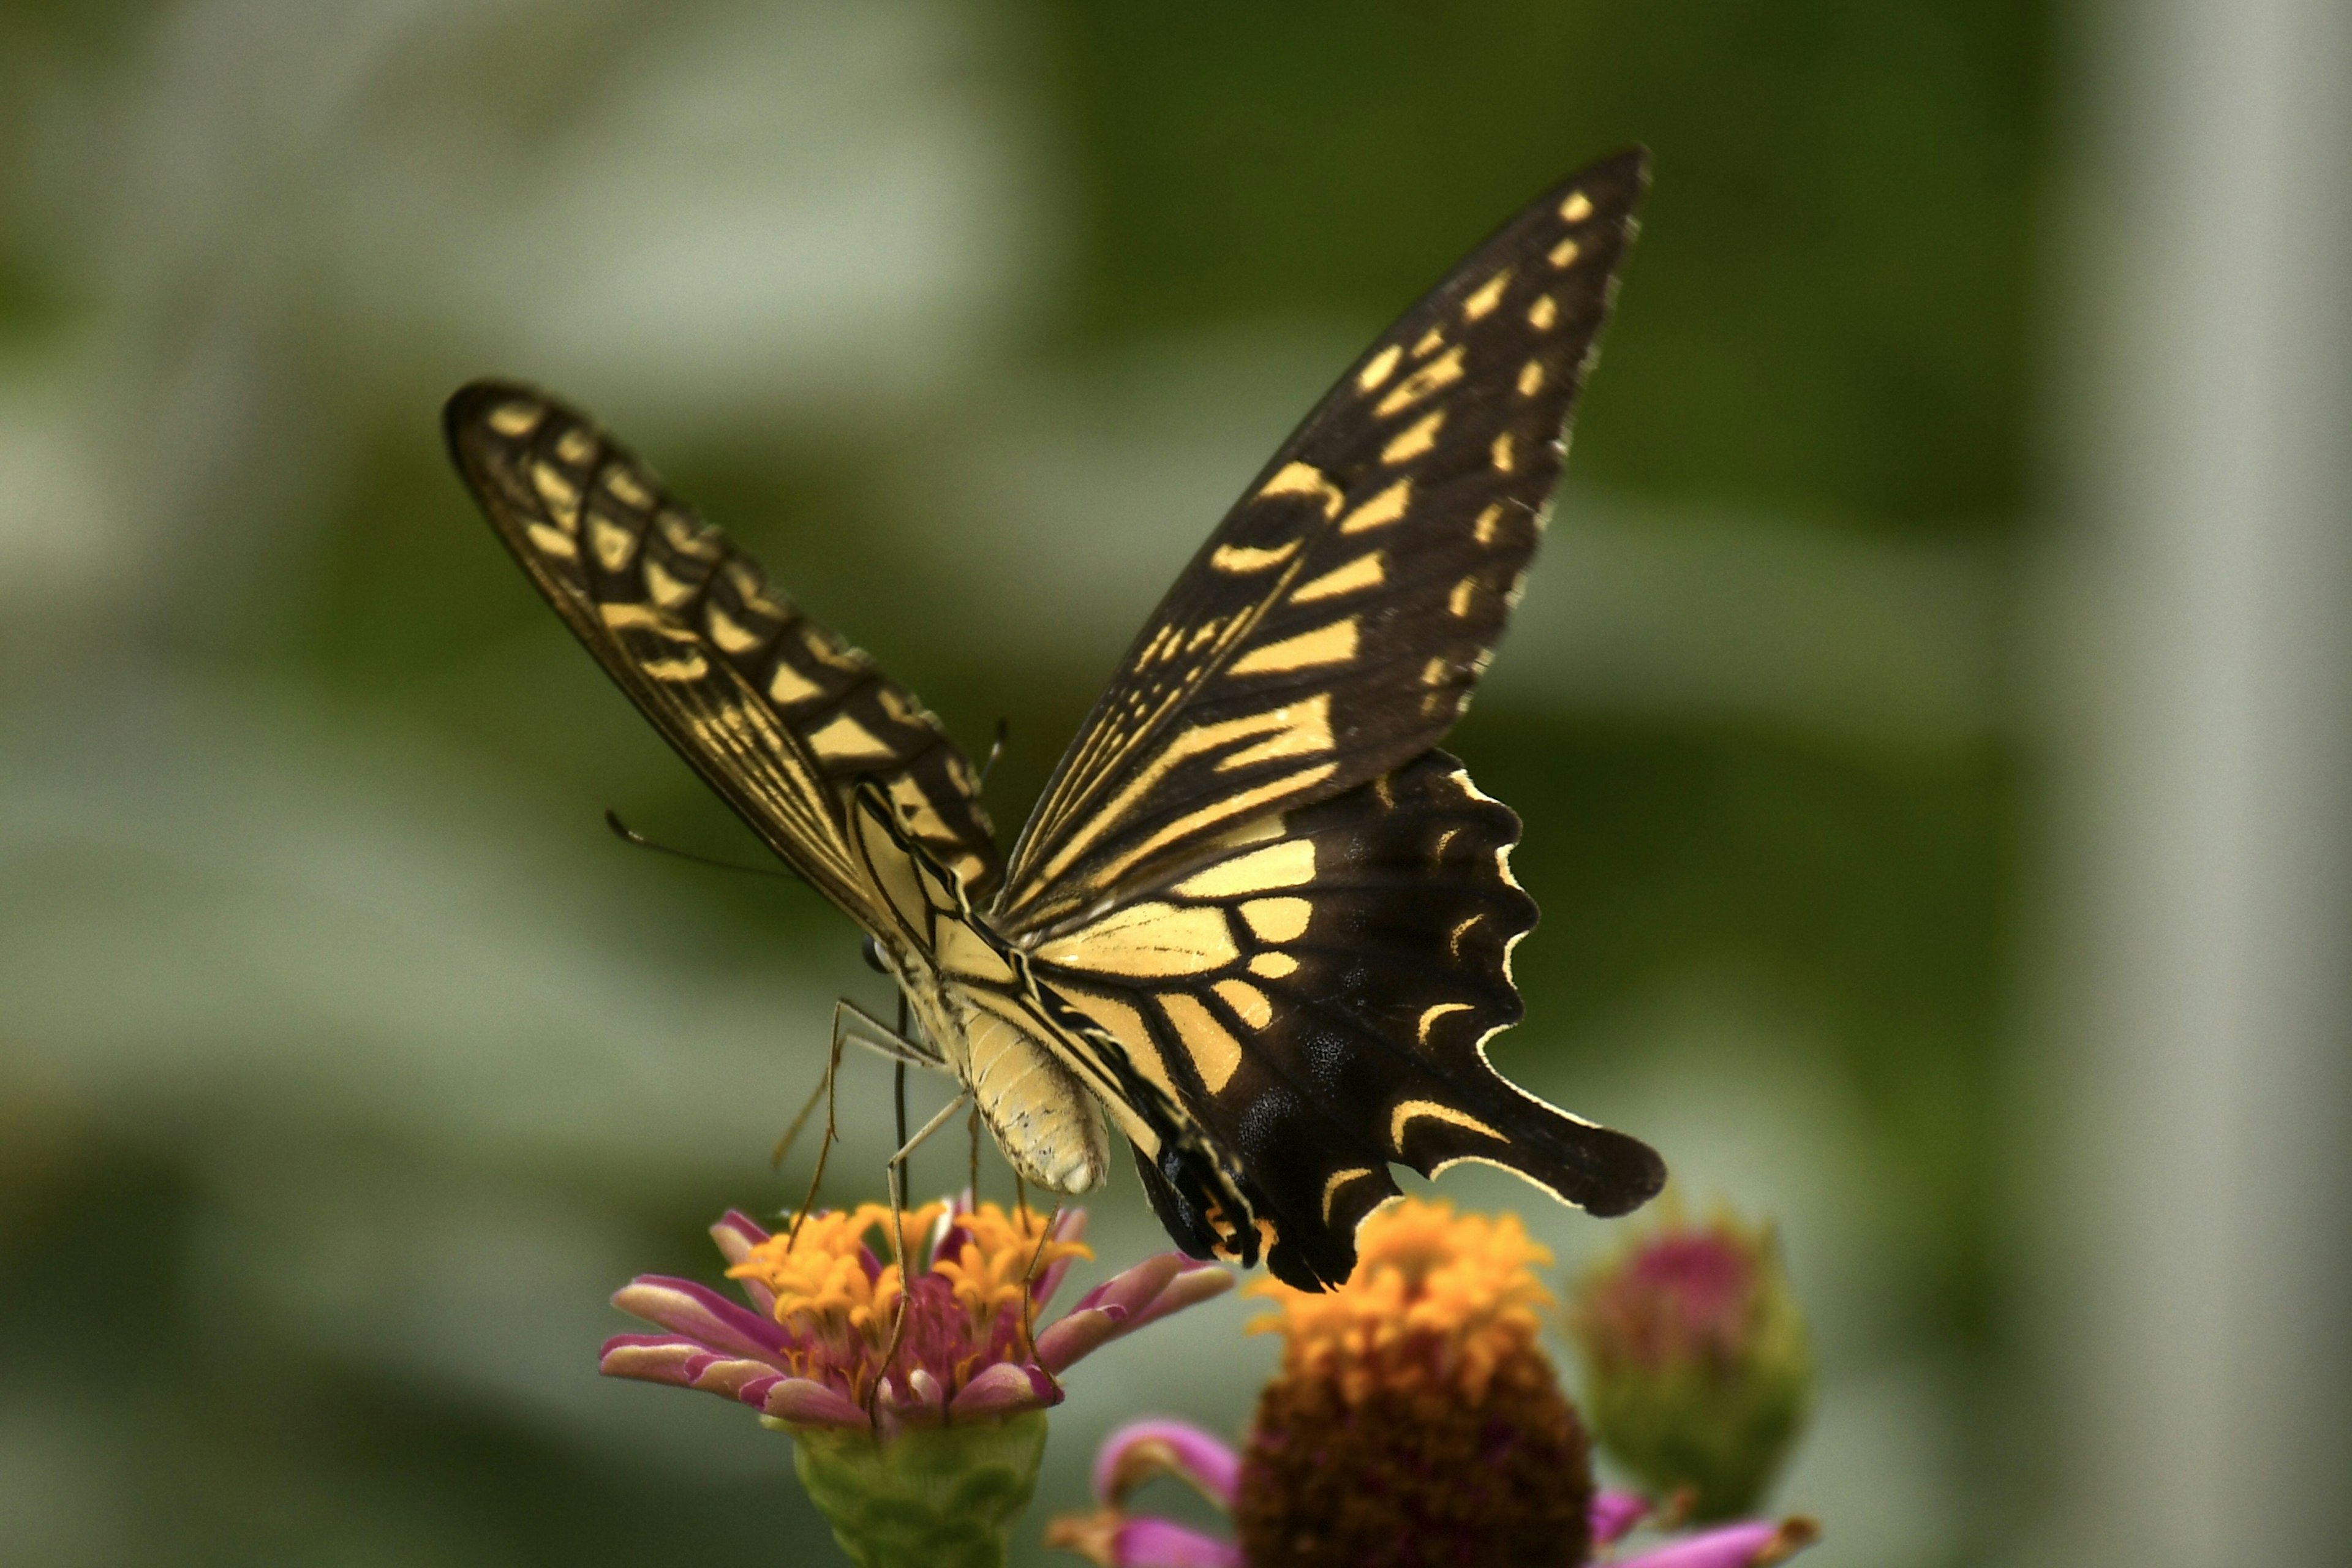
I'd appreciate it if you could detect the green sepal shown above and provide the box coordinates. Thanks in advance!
[788,1412,1049,1568]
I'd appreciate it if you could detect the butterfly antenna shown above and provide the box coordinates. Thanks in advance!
[605,810,808,884]
[978,717,1010,788]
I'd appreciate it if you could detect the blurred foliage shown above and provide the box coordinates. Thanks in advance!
[0,1,2045,1564]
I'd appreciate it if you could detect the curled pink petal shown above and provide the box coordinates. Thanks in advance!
[1120,1262,1234,1332]
[757,1376,868,1430]
[1112,1517,1242,1567]
[610,1276,791,1358]
[1618,1517,1820,1568]
[946,1359,1058,1420]
[709,1212,777,1314]
[1092,1419,1240,1509]
[1592,1491,1651,1547]
[1034,1307,1123,1374]
[598,1338,711,1387]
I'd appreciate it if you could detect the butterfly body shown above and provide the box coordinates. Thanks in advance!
[447,149,1668,1289]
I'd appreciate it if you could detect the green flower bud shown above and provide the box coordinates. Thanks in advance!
[1567,1210,1814,1521]
[792,1410,1047,1568]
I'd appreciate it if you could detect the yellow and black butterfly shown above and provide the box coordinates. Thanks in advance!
[444,148,1666,1289]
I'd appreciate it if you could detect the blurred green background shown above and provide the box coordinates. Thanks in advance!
[5,4,2344,1567]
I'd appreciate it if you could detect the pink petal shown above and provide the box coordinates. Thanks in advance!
[1617,1518,1820,1568]
[1111,1518,1242,1567]
[1092,1419,1240,1509]
[946,1360,1058,1420]
[1120,1262,1234,1332]
[598,1338,709,1387]
[611,1276,791,1359]
[1069,1252,1185,1319]
[1592,1491,1651,1547]
[709,1212,777,1316]
[758,1377,869,1430]
[1033,1307,1123,1374]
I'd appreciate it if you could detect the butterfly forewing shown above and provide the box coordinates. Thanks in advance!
[445,383,1000,914]
[995,152,1649,937]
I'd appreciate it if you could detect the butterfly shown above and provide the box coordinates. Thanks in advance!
[444,147,1667,1289]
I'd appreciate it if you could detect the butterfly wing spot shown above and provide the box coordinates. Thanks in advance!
[1173,839,1317,899]
[1248,950,1299,979]
[486,401,543,437]
[658,510,724,562]
[807,713,897,763]
[1292,551,1387,604]
[605,467,655,509]
[1158,992,1245,1092]
[767,656,823,705]
[704,603,767,655]
[1547,237,1583,269]
[1380,413,1445,467]
[1227,618,1359,677]
[1058,987,1182,1104]
[590,514,636,570]
[1258,461,1347,518]
[1211,540,1302,573]
[1211,701,1337,774]
[1355,344,1403,394]
[1036,902,1241,977]
[1517,360,1545,398]
[1212,978,1274,1030]
[1527,294,1559,331]
[1448,578,1478,617]
[1373,345,1466,418]
[554,427,596,464]
[526,522,577,559]
[1410,326,1446,359]
[1341,480,1415,534]
[1421,656,1452,687]
[1322,1167,1376,1224]
[1559,190,1594,222]
[1239,895,1311,943]
[1392,1099,1503,1151]
[1472,503,1506,546]
[1416,1001,1474,1044]
[530,461,581,520]
[639,649,710,683]
[1461,267,1513,322]
[644,557,698,610]
[1491,432,1517,473]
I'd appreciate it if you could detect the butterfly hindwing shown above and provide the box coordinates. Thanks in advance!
[1030,750,1664,1287]
[996,151,1649,935]
[444,382,1000,913]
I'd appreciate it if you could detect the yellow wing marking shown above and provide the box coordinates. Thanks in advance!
[1035,902,1240,978]
[1355,344,1403,393]
[937,918,1017,986]
[486,401,542,437]
[1491,432,1517,473]
[1257,461,1347,516]
[1158,992,1244,1093]
[605,467,654,509]
[1461,267,1513,322]
[1174,838,1317,899]
[1547,237,1582,269]
[1292,551,1387,604]
[1517,360,1545,397]
[1057,987,1182,1108]
[1416,1001,1474,1044]
[530,461,581,518]
[1227,619,1359,677]
[1373,345,1466,418]
[705,603,766,654]
[644,558,696,609]
[767,658,822,704]
[1559,190,1594,222]
[806,713,895,763]
[590,514,636,570]
[1238,896,1311,943]
[1448,578,1478,617]
[1527,295,1559,331]
[1212,978,1273,1030]
[1091,766,1336,890]
[1390,1099,1502,1148]
[1473,503,1506,545]
[1381,413,1444,467]
[1340,480,1414,534]
[1211,540,1303,574]
[526,522,577,560]
[1321,1167,1376,1223]
[1410,326,1446,358]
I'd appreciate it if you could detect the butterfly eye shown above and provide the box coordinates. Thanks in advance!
[861,934,890,975]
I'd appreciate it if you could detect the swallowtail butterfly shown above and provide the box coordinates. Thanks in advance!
[445,148,1667,1289]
